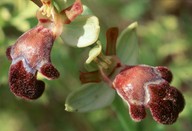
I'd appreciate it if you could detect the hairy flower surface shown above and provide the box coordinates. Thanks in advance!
[6,0,96,100]
[6,25,59,99]
[113,65,185,124]
[77,26,185,124]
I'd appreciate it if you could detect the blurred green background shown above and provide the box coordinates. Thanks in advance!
[0,0,192,130]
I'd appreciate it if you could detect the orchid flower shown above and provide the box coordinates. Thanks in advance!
[65,22,185,124]
[6,0,100,100]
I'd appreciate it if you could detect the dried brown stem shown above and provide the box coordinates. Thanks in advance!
[31,0,42,7]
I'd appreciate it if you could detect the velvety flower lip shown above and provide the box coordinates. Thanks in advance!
[77,26,185,124]
[147,82,185,124]
[9,61,45,100]
[6,25,59,99]
[113,65,185,124]
[6,0,93,100]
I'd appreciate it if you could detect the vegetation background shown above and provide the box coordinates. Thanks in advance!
[0,0,192,130]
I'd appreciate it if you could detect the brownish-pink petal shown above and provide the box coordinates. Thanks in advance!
[61,0,83,24]
[79,71,102,84]
[106,27,119,56]
[9,25,59,79]
[6,46,12,61]
[39,63,60,79]
[129,104,146,122]
[156,66,173,83]
[113,65,158,106]
[10,25,55,68]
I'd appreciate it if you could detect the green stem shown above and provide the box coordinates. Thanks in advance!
[112,95,136,131]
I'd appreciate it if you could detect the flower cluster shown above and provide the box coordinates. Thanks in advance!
[78,26,184,124]
[6,0,184,125]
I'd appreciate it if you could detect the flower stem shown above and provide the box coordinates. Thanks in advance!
[112,95,136,131]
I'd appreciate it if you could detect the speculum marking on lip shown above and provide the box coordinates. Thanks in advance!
[7,25,59,100]
[113,65,185,124]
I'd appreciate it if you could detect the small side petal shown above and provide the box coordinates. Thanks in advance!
[129,104,146,122]
[39,63,60,80]
[6,46,12,61]
[156,66,173,83]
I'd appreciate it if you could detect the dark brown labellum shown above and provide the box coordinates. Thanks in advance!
[113,65,185,124]
[6,25,60,100]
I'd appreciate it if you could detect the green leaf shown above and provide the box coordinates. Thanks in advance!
[117,22,139,65]
[61,15,100,48]
[65,82,115,112]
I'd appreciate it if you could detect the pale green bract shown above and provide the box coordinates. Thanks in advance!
[53,0,72,12]
[86,41,102,64]
[61,15,100,47]
[53,0,100,48]
[65,82,115,112]
[117,22,139,65]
